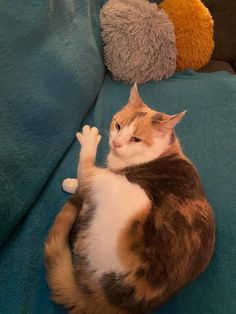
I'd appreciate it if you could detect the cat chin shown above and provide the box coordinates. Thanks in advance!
[107,151,130,170]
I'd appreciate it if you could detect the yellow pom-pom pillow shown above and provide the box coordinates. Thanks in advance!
[159,0,214,70]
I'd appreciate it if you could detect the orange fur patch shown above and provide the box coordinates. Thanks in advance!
[118,207,162,302]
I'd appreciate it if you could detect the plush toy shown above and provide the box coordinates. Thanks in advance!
[100,0,177,84]
[100,0,214,84]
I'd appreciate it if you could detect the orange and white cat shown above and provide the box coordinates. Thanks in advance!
[45,85,215,314]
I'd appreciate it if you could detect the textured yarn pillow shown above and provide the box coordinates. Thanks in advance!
[160,0,214,70]
[100,0,177,84]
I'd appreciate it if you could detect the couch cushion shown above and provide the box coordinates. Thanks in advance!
[199,59,236,74]
[0,71,235,314]
[202,0,236,62]
[0,0,105,246]
[94,71,236,314]
[0,106,95,314]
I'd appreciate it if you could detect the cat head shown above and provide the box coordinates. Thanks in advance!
[107,84,186,170]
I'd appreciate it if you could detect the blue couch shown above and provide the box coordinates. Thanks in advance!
[0,1,235,313]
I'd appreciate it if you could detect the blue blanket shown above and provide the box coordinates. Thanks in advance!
[0,0,105,246]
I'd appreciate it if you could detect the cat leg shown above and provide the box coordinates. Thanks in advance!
[62,125,101,195]
[62,178,78,194]
[76,125,102,196]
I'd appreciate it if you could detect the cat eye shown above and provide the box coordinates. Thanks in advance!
[131,136,141,143]
[115,122,121,131]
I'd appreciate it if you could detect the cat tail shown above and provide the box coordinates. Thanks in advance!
[44,200,82,312]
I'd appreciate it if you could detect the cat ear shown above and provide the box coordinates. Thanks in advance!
[128,83,144,108]
[163,111,187,129]
[152,111,187,130]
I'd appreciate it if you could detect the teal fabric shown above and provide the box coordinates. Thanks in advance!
[1,70,236,313]
[0,0,105,246]
[0,106,95,314]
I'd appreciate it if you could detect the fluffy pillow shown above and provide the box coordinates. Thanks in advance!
[100,0,177,84]
[159,0,214,70]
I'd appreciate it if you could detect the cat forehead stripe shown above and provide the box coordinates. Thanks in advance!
[127,111,147,125]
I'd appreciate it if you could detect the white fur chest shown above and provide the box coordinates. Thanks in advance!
[85,170,150,277]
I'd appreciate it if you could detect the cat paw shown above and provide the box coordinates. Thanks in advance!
[76,125,101,160]
[62,178,78,194]
[76,125,101,147]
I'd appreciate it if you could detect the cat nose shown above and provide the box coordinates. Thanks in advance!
[112,139,122,148]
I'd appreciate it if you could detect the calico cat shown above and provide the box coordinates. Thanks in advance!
[44,84,215,314]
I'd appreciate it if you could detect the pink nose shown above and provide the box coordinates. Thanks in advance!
[112,139,122,148]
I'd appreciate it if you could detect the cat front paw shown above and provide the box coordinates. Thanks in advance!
[76,125,101,160]
[76,125,101,146]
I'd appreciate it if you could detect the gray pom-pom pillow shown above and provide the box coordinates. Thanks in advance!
[100,0,177,84]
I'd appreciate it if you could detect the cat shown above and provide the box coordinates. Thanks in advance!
[44,84,215,314]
